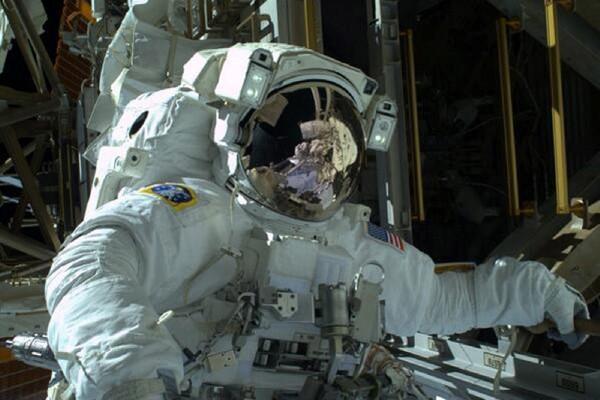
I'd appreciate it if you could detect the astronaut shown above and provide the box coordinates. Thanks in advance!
[45,43,589,400]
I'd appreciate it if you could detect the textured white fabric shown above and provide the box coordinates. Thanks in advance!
[544,276,589,348]
[103,87,217,189]
[48,39,587,396]
[46,227,181,399]
[419,257,554,334]
[86,2,230,161]
[100,378,166,400]
[46,179,240,399]
[45,176,586,397]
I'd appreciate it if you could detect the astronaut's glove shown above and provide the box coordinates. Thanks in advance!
[544,276,590,349]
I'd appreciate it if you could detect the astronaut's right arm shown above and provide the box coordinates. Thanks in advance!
[45,226,183,400]
[375,235,588,349]
[404,244,589,348]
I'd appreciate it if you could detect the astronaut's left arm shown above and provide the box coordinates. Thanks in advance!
[382,241,589,348]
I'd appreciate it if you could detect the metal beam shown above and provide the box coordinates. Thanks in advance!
[0,140,37,174]
[370,0,413,242]
[496,17,521,217]
[0,86,48,106]
[303,0,318,50]
[487,0,600,90]
[0,225,55,260]
[194,0,207,39]
[0,127,60,250]
[6,0,65,97]
[399,333,600,400]
[12,136,48,232]
[0,0,46,93]
[57,113,77,233]
[545,0,570,214]
[403,29,425,222]
[0,260,52,279]
[0,98,62,128]
[552,224,600,302]
[488,152,600,260]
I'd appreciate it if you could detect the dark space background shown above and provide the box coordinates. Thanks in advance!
[0,0,61,91]
[322,0,600,264]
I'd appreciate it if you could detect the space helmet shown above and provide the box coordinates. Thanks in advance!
[184,43,397,229]
[236,83,365,222]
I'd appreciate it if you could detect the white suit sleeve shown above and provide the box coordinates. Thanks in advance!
[373,234,562,336]
[45,227,183,399]
[417,254,557,335]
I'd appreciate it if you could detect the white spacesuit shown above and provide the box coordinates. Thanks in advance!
[45,42,589,400]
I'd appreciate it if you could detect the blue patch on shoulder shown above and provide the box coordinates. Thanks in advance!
[139,183,198,211]
[150,184,193,203]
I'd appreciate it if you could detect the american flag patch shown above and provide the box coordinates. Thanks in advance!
[367,223,404,251]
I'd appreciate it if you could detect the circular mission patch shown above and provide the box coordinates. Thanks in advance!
[139,183,198,211]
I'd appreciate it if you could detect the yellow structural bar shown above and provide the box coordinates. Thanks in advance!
[404,29,425,222]
[78,0,95,23]
[0,347,14,362]
[496,18,520,217]
[304,0,318,51]
[544,0,570,214]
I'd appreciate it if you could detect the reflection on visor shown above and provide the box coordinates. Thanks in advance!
[241,85,364,221]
